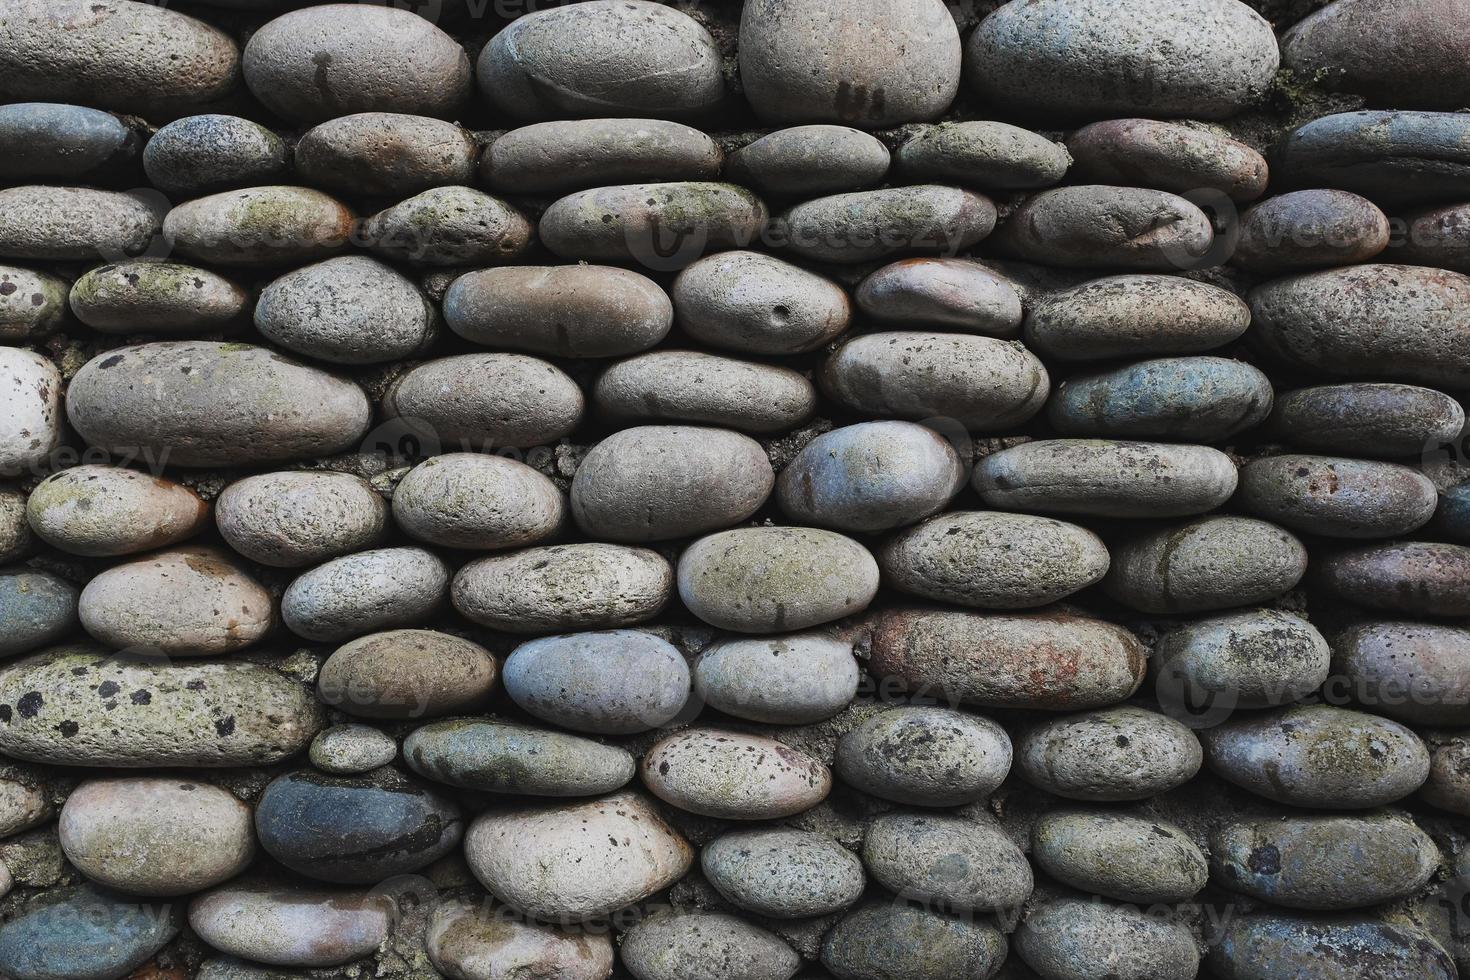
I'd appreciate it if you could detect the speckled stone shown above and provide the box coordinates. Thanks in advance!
[0,103,139,185]
[1275,110,1470,208]
[1320,544,1470,616]
[835,706,1012,807]
[361,187,532,267]
[1440,483,1470,542]
[1423,731,1470,815]
[189,884,392,968]
[427,899,615,980]
[774,185,996,264]
[308,724,396,775]
[255,256,437,365]
[1202,704,1430,808]
[0,487,30,564]
[896,121,1070,190]
[503,630,690,735]
[1333,621,1470,726]
[701,828,865,919]
[821,904,1006,980]
[0,882,179,980]
[869,608,1147,711]
[69,260,250,335]
[0,348,60,477]
[1016,706,1202,801]
[295,113,476,197]
[621,910,799,980]
[0,645,323,767]
[28,465,207,558]
[820,332,1049,432]
[673,250,850,355]
[1396,201,1470,274]
[383,354,583,450]
[725,126,890,198]
[1270,383,1465,457]
[641,728,830,819]
[677,526,880,633]
[1209,914,1455,980]
[164,186,354,267]
[1232,189,1390,273]
[1024,274,1251,361]
[454,544,671,635]
[1155,609,1331,712]
[1212,811,1439,911]
[317,629,497,721]
[392,453,565,550]
[1048,356,1273,441]
[967,0,1278,120]
[463,790,692,922]
[255,768,462,884]
[1033,810,1207,903]
[215,471,386,569]
[281,547,449,643]
[66,342,371,467]
[594,351,817,433]
[693,633,858,724]
[0,265,68,342]
[854,259,1023,335]
[405,717,634,798]
[484,119,721,196]
[0,570,77,658]
[0,186,162,262]
[879,511,1110,609]
[864,811,1031,912]
[540,183,767,270]
[995,185,1214,270]
[1015,899,1198,980]
[1237,454,1438,539]
[1067,118,1268,201]
[142,115,289,199]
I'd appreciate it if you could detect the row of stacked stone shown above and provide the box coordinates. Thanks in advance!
[2,0,1470,978]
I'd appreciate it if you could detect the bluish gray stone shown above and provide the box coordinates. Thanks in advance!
[0,103,139,184]
[142,115,289,199]
[701,828,864,919]
[0,883,178,980]
[1276,111,1470,207]
[503,630,690,735]
[1210,914,1455,980]
[404,718,635,797]
[1048,357,1273,441]
[0,570,77,658]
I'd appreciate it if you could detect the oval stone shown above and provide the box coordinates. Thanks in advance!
[1424,731,1470,815]
[974,439,1237,518]
[1397,201,1470,274]
[0,0,238,116]
[1048,357,1274,441]
[1250,264,1470,388]
[405,718,634,798]
[1212,811,1439,911]
[255,256,436,365]
[243,4,470,123]
[540,183,767,269]
[1155,609,1331,711]
[778,421,963,533]
[855,259,1023,336]
[0,883,179,980]
[0,488,29,564]
[79,547,273,656]
[504,630,689,735]
[864,811,1031,912]
[594,351,816,433]
[870,608,1146,711]
[1333,621,1470,726]
[1103,516,1308,614]
[483,119,721,196]
[188,885,391,968]
[967,0,1278,120]
[454,544,670,635]
[427,899,614,980]
[572,426,772,543]
[1202,704,1430,808]
[1033,810,1207,903]
[69,260,249,335]
[361,187,532,267]
[281,547,449,643]
[0,103,139,185]
[382,354,583,451]
[702,827,864,919]
[726,126,891,198]
[1024,274,1250,361]
[995,185,1213,269]
[0,265,68,341]
[1321,544,1470,616]
[880,511,1109,609]
[1067,118,1268,202]
[317,629,497,721]
[446,264,672,358]
[822,332,1048,432]
[0,349,60,477]
[59,777,253,896]
[677,527,879,633]
[1016,706,1202,801]
[163,186,354,267]
[673,251,851,355]
[392,454,564,550]
[641,729,830,819]
[464,790,692,922]
[740,0,960,128]
[0,646,322,767]
[1232,189,1390,274]
[0,571,77,658]
[1270,383,1465,457]
[479,0,724,122]
[1237,454,1438,538]
[622,910,799,980]
[27,465,207,557]
[255,769,462,884]
[822,904,1007,980]
[1210,914,1455,980]
[896,121,1070,190]
[295,113,475,197]
[775,185,996,264]
[215,471,386,569]
[309,724,396,776]
[94,342,404,461]
[0,186,161,262]
[835,706,1012,807]
[693,633,858,724]
[1275,110,1470,207]
[1440,483,1470,542]
[1015,899,1198,980]
[142,114,288,199]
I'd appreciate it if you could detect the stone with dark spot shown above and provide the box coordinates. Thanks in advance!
[254,768,462,884]
[69,260,250,335]
[1269,382,1465,458]
[1237,454,1438,539]
[295,113,476,198]
[27,465,209,557]
[640,728,830,819]
[1320,544,1470,617]
[1209,914,1455,980]
[673,250,850,355]
[821,903,1006,980]
[701,827,864,919]
[836,706,1011,807]
[1155,608,1331,711]
[1016,706,1202,801]
[0,265,68,342]
[1033,810,1207,903]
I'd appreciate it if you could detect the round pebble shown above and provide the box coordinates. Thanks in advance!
[0,349,60,477]
[382,354,583,450]
[0,265,69,341]
[142,115,289,199]
[26,465,207,557]
[593,351,816,433]
[1014,898,1199,980]
[0,487,31,564]
[392,453,565,550]
[0,883,179,980]
[0,570,77,658]
[1232,189,1390,273]
[215,471,387,568]
[1155,609,1331,712]
[361,187,532,267]
[725,126,890,198]
[1275,109,1470,208]
[854,259,1023,335]
[1016,706,1203,801]
[995,185,1214,270]
[163,186,354,267]
[673,250,851,355]
[1033,810,1207,903]
[0,103,139,185]
[1048,356,1274,441]
[255,256,436,364]
[540,183,767,269]
[701,828,865,919]
[1320,543,1470,616]
[281,547,449,643]
[835,706,1012,807]
[822,903,1006,980]
[641,728,829,819]
[295,113,475,197]
[404,717,635,797]
[503,630,690,735]
[621,910,798,980]
[317,629,497,721]
[483,119,721,196]
[863,811,1031,913]
[309,724,396,775]
[1237,454,1438,538]
[693,633,858,724]
[1332,620,1470,726]
[896,121,1071,190]
[1067,118,1268,202]
[1210,913,1455,980]
[1423,731,1470,815]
